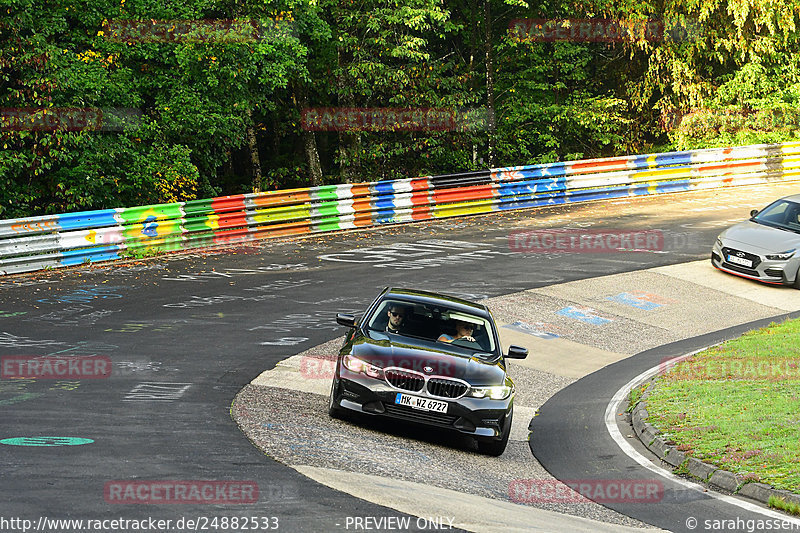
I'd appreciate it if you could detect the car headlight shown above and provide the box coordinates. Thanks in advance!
[342,354,384,379]
[766,249,796,261]
[715,237,723,247]
[469,385,513,400]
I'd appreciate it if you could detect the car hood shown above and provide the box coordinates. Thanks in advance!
[720,221,800,253]
[350,333,505,385]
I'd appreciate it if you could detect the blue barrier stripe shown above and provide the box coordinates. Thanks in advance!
[59,245,122,266]
[56,210,119,231]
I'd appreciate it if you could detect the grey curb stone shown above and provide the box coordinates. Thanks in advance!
[686,457,717,481]
[739,483,777,502]
[708,470,741,493]
[662,447,686,468]
[649,436,670,458]
[631,407,646,435]
[628,373,800,512]
[774,490,800,507]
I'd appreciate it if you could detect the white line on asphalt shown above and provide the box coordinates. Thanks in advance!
[605,347,800,525]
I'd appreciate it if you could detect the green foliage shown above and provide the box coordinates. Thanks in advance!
[2,0,800,217]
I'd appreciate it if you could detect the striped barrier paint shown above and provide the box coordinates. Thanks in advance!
[3,140,800,275]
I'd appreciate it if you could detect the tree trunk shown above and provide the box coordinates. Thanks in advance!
[295,83,324,186]
[246,108,263,193]
[336,48,360,183]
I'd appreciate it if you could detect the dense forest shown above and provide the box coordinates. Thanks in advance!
[1,0,799,218]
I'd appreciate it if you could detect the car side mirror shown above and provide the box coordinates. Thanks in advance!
[750,209,759,218]
[506,345,528,359]
[336,313,356,328]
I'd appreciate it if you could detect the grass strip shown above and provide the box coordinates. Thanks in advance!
[641,318,800,492]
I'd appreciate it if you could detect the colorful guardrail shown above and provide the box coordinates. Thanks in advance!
[2,141,800,275]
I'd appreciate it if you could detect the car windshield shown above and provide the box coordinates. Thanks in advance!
[366,298,496,353]
[753,199,800,233]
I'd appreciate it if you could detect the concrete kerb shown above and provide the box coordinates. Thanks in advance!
[627,352,800,510]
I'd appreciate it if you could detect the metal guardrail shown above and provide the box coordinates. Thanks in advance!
[2,141,800,275]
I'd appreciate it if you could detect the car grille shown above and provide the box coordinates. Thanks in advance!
[765,268,784,278]
[383,367,470,399]
[384,368,424,392]
[721,247,761,269]
[383,404,458,427]
[427,378,469,399]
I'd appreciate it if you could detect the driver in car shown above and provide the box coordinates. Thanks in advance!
[386,304,407,333]
[438,320,475,343]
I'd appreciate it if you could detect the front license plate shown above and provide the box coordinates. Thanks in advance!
[395,393,448,413]
[728,254,753,268]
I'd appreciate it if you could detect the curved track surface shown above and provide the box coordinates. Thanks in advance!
[1,183,799,532]
[531,316,800,533]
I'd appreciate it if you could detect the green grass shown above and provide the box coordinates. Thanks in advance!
[628,381,650,413]
[119,247,165,260]
[642,318,800,493]
[769,495,800,516]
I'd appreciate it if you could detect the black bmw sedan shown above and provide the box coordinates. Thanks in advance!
[328,287,528,456]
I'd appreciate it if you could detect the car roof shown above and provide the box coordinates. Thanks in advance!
[781,194,800,203]
[381,288,490,316]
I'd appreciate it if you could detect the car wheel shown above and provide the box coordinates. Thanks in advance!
[794,267,800,289]
[477,408,512,457]
[328,378,345,420]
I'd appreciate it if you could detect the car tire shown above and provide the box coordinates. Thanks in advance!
[794,267,800,289]
[328,378,346,420]
[477,408,512,456]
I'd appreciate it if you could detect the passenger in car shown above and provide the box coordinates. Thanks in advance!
[438,320,476,343]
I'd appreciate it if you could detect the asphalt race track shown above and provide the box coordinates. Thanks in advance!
[1,182,800,533]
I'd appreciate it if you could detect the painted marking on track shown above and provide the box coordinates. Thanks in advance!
[555,306,613,325]
[0,436,93,446]
[606,291,678,310]
[0,392,44,406]
[260,337,309,346]
[501,321,562,339]
[0,311,27,318]
[122,382,192,401]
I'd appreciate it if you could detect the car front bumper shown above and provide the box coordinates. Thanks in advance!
[712,241,800,286]
[334,371,513,439]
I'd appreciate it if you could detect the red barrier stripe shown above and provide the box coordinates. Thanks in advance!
[211,195,247,213]
[410,178,429,191]
[431,184,495,203]
[570,158,631,173]
[212,228,252,245]
[697,160,761,174]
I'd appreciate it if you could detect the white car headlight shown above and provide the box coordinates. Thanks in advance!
[766,249,796,261]
[716,237,723,247]
[342,354,384,379]
[470,385,513,400]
